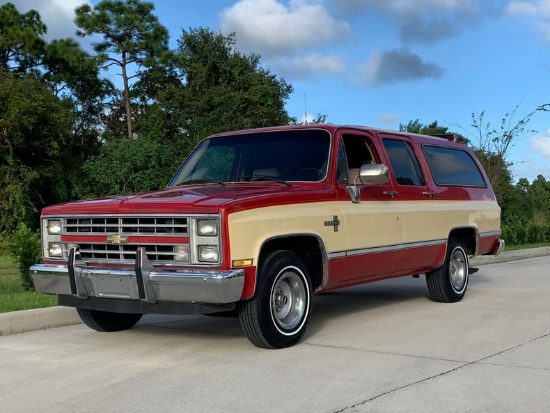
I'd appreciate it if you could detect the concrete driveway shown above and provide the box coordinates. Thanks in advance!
[0,251,549,412]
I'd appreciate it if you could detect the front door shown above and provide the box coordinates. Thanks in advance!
[335,131,403,284]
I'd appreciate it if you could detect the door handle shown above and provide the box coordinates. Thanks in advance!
[422,191,436,198]
[383,191,398,198]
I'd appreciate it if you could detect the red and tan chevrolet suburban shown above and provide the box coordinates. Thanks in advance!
[30,124,504,348]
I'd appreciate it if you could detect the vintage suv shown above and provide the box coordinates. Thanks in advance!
[30,124,504,348]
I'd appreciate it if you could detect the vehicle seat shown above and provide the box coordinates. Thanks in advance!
[348,168,360,184]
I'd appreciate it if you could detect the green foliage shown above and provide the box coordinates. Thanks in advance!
[75,138,177,197]
[500,175,550,245]
[469,104,550,158]
[0,2,46,75]
[75,0,170,138]
[166,28,293,139]
[6,223,41,291]
[0,162,38,234]
[0,248,56,312]
[502,221,550,246]
[399,119,449,135]
[0,74,74,232]
[473,149,513,208]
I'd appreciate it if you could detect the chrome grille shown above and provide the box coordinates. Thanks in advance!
[62,215,189,263]
[78,244,177,262]
[64,216,188,235]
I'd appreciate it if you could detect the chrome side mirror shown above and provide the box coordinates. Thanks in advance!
[346,164,390,203]
[358,164,389,185]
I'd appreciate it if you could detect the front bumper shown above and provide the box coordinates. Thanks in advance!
[30,247,244,305]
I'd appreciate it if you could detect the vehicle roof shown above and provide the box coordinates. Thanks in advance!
[208,124,467,147]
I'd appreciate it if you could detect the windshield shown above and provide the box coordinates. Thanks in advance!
[169,129,331,186]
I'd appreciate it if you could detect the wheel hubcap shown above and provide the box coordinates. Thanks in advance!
[450,248,467,292]
[271,269,306,331]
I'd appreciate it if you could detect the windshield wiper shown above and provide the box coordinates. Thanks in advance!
[175,179,225,186]
[233,175,291,186]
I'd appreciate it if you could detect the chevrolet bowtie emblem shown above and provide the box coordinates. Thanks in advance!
[106,234,129,244]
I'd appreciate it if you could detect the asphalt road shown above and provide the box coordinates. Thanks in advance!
[1,254,549,413]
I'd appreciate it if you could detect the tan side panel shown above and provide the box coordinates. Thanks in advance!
[227,199,501,263]
[338,201,402,250]
[228,202,344,263]
[400,200,441,244]
[436,200,501,234]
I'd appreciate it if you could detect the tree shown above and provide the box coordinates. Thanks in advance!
[74,138,175,198]
[400,119,449,135]
[169,28,293,141]
[0,75,73,233]
[42,38,115,162]
[75,0,170,139]
[0,2,46,75]
[463,104,550,207]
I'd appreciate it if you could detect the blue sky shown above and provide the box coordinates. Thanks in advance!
[7,0,550,182]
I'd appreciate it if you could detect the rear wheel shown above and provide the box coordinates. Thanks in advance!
[426,239,469,303]
[239,250,312,349]
[77,308,142,332]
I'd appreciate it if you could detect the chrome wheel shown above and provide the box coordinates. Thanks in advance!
[271,268,308,332]
[450,247,468,293]
[239,250,312,348]
[426,240,469,303]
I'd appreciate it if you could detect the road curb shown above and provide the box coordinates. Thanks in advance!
[470,246,550,266]
[1,247,548,337]
[0,306,81,337]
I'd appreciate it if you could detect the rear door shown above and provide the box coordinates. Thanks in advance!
[379,134,442,274]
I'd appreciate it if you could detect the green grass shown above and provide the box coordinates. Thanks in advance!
[0,241,548,314]
[0,253,56,313]
[505,242,550,251]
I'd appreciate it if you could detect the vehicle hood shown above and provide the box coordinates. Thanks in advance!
[42,184,331,216]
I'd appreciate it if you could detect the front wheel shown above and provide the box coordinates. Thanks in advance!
[77,308,143,332]
[239,250,312,349]
[426,239,469,303]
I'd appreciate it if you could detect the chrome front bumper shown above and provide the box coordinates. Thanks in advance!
[30,247,245,305]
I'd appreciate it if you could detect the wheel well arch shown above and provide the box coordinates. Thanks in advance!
[448,227,478,256]
[258,235,327,292]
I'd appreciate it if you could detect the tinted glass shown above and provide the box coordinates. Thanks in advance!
[382,139,424,186]
[423,145,486,187]
[169,129,331,185]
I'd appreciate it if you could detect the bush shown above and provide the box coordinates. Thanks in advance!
[502,220,550,246]
[7,223,41,291]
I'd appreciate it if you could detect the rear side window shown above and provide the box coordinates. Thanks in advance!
[423,145,486,187]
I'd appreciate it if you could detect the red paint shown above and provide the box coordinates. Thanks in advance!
[40,124,503,302]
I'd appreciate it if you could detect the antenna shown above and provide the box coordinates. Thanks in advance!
[304,92,307,125]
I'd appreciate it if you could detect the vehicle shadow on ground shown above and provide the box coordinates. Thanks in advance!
[127,273,491,345]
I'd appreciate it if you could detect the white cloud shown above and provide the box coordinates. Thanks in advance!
[3,0,88,40]
[506,0,550,42]
[377,114,402,126]
[365,0,476,14]
[220,0,352,58]
[329,0,481,44]
[272,53,346,79]
[511,130,550,181]
[358,48,445,86]
[530,132,550,160]
[506,0,550,18]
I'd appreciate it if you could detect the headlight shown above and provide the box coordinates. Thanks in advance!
[48,243,63,257]
[175,245,190,262]
[197,219,218,236]
[198,245,219,262]
[47,220,62,235]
